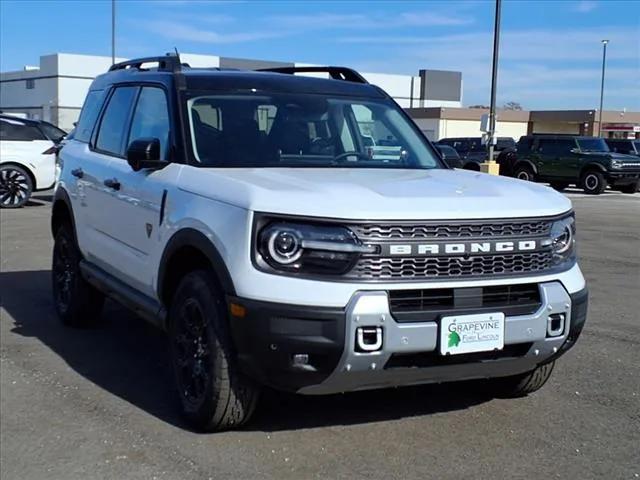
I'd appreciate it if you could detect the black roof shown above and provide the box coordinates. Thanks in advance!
[0,114,41,125]
[91,55,386,98]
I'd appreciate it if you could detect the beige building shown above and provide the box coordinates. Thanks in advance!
[407,107,640,141]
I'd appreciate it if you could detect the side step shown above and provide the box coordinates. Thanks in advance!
[80,261,166,330]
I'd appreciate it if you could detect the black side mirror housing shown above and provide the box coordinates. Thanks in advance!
[126,138,165,171]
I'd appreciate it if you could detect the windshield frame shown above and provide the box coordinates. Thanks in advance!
[180,89,446,170]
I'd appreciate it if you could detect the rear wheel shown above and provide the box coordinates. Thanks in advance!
[514,164,535,182]
[489,361,555,398]
[581,170,607,195]
[168,270,259,431]
[0,165,33,208]
[52,224,105,327]
[550,182,569,192]
[620,181,639,194]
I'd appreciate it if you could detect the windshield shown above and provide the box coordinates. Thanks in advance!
[186,92,441,169]
[577,138,609,152]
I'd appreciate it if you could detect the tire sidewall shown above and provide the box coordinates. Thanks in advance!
[582,171,605,194]
[52,227,80,320]
[515,166,534,182]
[168,271,226,424]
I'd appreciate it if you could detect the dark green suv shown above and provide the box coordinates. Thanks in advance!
[512,135,640,194]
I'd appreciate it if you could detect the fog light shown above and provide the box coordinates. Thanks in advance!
[292,354,309,365]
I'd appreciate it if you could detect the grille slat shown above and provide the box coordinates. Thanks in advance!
[351,220,551,241]
[348,252,553,280]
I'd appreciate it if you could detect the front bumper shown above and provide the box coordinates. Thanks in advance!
[228,283,588,395]
[607,171,640,185]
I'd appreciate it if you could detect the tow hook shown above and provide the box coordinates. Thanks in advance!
[356,327,383,352]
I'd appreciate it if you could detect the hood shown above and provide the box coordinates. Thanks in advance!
[583,151,640,162]
[179,167,572,220]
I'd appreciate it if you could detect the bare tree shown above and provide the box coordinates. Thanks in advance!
[503,101,523,111]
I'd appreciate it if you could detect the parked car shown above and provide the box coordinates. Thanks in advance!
[52,56,588,431]
[605,138,640,157]
[512,135,640,194]
[0,115,66,208]
[436,136,516,171]
[435,144,463,168]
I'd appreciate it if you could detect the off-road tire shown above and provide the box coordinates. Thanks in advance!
[581,170,607,195]
[620,181,639,194]
[550,182,569,192]
[491,361,555,398]
[51,224,105,327]
[168,270,259,431]
[0,165,33,208]
[514,164,535,182]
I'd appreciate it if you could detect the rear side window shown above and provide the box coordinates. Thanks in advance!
[516,137,533,153]
[0,118,46,141]
[127,87,171,160]
[538,138,574,155]
[95,87,137,156]
[75,90,105,143]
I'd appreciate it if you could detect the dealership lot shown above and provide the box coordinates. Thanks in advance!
[1,190,638,480]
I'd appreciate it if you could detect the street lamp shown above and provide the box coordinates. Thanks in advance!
[111,0,116,65]
[486,0,501,172]
[597,39,608,137]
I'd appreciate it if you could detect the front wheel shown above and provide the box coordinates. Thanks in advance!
[581,170,607,194]
[489,361,555,398]
[513,164,535,182]
[168,270,259,431]
[0,165,33,208]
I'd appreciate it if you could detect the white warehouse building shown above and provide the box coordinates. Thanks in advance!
[0,53,462,131]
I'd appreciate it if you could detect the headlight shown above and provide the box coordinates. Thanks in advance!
[611,160,623,169]
[547,215,576,264]
[257,222,374,275]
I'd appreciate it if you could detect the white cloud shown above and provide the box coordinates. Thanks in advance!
[267,10,473,30]
[574,1,598,13]
[141,20,283,43]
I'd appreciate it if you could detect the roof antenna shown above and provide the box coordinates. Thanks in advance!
[174,47,180,62]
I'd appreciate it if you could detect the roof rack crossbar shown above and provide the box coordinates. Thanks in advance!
[257,66,369,84]
[109,54,184,73]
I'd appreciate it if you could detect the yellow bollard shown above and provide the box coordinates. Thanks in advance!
[480,160,500,175]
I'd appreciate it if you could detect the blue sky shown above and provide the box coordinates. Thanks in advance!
[1,0,638,110]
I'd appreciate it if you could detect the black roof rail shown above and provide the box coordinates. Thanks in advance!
[108,54,187,73]
[257,66,369,84]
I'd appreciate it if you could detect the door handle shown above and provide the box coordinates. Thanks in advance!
[71,168,84,179]
[103,178,121,191]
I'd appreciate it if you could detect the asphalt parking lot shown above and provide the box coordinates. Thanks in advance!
[1,189,639,480]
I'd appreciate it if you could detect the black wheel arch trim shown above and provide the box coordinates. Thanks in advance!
[580,163,607,176]
[51,187,77,239]
[158,228,236,300]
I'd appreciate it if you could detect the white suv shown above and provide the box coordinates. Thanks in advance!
[51,55,589,431]
[0,115,65,208]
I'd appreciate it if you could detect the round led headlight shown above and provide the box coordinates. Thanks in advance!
[549,216,575,256]
[266,229,303,265]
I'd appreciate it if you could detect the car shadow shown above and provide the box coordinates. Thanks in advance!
[1,269,495,433]
[24,193,53,207]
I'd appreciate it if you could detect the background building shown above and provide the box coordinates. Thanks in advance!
[0,53,462,131]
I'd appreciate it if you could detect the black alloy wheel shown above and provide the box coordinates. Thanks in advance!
[0,165,33,208]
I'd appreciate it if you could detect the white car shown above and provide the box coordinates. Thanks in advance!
[0,115,65,208]
[51,58,588,431]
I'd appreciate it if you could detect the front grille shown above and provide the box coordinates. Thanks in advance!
[350,220,551,241]
[389,284,542,323]
[347,252,553,281]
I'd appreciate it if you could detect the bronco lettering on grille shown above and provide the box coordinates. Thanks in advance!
[385,240,539,256]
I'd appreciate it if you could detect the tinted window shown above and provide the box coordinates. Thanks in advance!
[128,87,170,160]
[606,140,630,154]
[0,118,47,141]
[577,138,609,152]
[96,87,137,155]
[516,137,533,153]
[39,122,67,142]
[538,138,574,155]
[75,90,106,143]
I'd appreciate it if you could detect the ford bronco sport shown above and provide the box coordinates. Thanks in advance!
[51,55,589,431]
[512,134,640,194]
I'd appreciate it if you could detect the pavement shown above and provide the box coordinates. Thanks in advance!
[1,189,639,480]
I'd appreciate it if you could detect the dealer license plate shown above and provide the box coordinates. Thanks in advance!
[440,312,505,355]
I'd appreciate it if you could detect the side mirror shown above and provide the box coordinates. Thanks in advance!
[570,148,580,154]
[126,138,164,171]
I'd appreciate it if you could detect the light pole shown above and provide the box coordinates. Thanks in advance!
[111,0,116,65]
[597,39,608,137]
[487,0,501,169]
